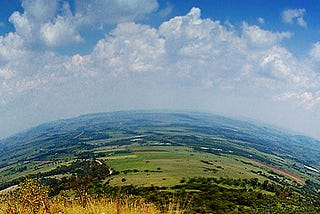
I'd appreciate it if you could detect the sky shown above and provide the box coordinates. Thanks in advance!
[1,0,320,139]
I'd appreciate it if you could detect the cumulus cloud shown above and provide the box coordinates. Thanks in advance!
[22,0,58,21]
[71,7,304,95]
[6,0,159,49]
[84,8,320,110]
[309,42,320,61]
[74,0,159,25]
[0,7,310,100]
[242,23,291,48]
[0,33,26,63]
[9,0,82,48]
[157,7,247,80]
[92,22,165,74]
[260,46,293,78]
[40,15,83,47]
[282,8,307,28]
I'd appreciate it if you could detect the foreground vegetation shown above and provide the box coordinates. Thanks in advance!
[0,178,182,214]
[2,175,320,213]
[0,194,162,214]
[0,187,162,214]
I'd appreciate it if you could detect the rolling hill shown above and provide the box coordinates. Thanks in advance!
[1,110,320,213]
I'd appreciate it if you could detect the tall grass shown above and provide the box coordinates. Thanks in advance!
[0,195,188,214]
[0,178,186,214]
[0,196,159,214]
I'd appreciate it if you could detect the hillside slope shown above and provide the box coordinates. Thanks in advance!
[0,111,319,188]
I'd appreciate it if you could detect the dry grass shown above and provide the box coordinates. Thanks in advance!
[49,197,161,214]
[0,193,187,214]
[0,178,187,214]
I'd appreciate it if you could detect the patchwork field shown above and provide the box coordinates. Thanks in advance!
[0,111,320,212]
[90,145,304,188]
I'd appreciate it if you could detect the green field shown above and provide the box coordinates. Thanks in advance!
[92,145,301,187]
[0,111,317,189]
[1,111,320,212]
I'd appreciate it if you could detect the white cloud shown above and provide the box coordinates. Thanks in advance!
[7,0,159,49]
[309,42,320,60]
[297,17,307,27]
[158,7,247,80]
[71,7,305,97]
[242,23,291,48]
[92,22,165,74]
[159,7,213,40]
[274,91,312,103]
[0,33,26,63]
[74,0,159,25]
[260,47,292,77]
[9,11,34,40]
[63,54,97,78]
[40,15,83,47]
[274,91,318,109]
[9,0,81,48]
[0,68,15,80]
[1,7,305,95]
[22,0,58,21]
[257,17,264,24]
[282,8,307,28]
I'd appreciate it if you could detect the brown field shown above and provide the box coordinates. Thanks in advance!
[253,160,305,183]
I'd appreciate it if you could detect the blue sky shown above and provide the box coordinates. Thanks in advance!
[1,0,320,139]
[1,0,319,55]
